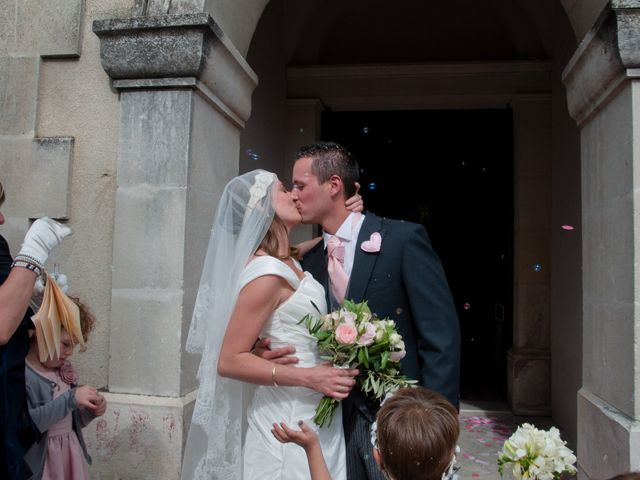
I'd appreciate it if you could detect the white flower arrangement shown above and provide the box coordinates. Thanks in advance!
[498,423,577,480]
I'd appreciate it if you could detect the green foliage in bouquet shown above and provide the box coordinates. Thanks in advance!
[300,299,417,427]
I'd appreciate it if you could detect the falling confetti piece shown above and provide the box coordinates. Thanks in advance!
[562,225,575,230]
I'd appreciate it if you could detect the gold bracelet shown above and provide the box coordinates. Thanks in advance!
[271,365,279,387]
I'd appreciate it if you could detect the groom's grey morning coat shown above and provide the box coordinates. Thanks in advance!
[302,212,461,418]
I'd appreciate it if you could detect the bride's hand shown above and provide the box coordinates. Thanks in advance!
[307,364,359,399]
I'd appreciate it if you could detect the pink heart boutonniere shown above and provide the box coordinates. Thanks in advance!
[361,232,382,253]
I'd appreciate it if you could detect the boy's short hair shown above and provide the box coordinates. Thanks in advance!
[376,387,459,480]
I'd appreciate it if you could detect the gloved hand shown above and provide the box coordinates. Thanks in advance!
[17,217,72,267]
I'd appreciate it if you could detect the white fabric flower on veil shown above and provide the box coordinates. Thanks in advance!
[248,171,276,209]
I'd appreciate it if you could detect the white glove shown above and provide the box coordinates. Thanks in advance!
[17,217,72,267]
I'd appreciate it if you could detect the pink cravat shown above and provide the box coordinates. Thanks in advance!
[327,235,349,304]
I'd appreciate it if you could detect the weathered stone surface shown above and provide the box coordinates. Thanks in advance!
[85,391,195,479]
[118,90,192,187]
[93,13,257,123]
[577,389,640,479]
[513,284,550,349]
[0,137,72,218]
[0,56,39,135]
[507,349,551,415]
[16,0,83,57]
[563,3,640,125]
[0,0,16,54]
[109,288,184,395]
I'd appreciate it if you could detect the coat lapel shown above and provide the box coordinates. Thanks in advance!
[347,214,384,302]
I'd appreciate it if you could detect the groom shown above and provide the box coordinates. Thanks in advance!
[290,142,460,480]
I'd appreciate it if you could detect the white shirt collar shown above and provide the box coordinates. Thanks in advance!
[323,212,363,246]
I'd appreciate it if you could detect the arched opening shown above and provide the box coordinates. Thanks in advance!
[241,0,581,444]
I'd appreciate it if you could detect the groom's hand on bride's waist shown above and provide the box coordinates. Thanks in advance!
[253,337,300,365]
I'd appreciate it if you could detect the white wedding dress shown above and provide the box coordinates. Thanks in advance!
[240,256,346,480]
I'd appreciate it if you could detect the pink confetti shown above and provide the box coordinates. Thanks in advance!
[472,474,481,478]
[562,225,575,230]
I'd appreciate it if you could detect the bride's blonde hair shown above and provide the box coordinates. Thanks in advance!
[257,215,300,260]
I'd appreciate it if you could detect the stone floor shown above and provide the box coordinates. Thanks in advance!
[456,400,576,479]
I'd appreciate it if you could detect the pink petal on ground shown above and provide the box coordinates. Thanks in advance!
[472,474,481,478]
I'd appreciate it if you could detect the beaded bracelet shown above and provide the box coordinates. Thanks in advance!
[11,259,43,277]
[13,254,44,271]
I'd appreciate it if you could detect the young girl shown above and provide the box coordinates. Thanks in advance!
[24,296,106,480]
[272,387,460,480]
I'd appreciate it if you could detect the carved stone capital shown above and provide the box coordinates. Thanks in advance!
[563,1,640,126]
[92,13,257,126]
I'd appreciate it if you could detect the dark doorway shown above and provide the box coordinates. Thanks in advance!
[321,109,514,402]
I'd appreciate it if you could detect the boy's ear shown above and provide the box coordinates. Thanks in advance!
[373,447,383,471]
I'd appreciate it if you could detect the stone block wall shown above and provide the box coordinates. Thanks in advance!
[0,1,82,234]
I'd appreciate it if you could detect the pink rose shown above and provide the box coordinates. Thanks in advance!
[335,323,358,345]
[356,322,376,346]
[389,350,406,363]
[59,361,79,384]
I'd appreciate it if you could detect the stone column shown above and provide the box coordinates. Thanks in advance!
[507,94,552,415]
[562,1,640,477]
[92,13,257,478]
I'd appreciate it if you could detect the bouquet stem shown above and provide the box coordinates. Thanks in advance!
[313,396,339,427]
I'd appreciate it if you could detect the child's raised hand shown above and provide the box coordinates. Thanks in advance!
[271,420,319,452]
[74,385,101,410]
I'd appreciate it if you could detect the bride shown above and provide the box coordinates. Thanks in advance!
[181,170,360,479]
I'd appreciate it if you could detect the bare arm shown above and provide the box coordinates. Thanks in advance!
[272,421,331,480]
[217,275,357,398]
[0,268,37,345]
[0,217,72,345]
[296,237,323,257]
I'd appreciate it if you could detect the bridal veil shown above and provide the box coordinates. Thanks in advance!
[181,170,278,479]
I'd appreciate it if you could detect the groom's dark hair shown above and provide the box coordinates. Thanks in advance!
[295,142,360,198]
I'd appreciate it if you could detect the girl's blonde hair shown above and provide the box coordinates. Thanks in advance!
[68,296,96,351]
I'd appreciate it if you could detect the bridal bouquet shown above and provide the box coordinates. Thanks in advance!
[498,423,577,480]
[300,299,417,427]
